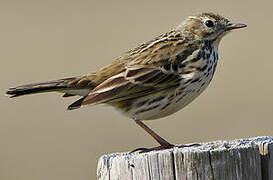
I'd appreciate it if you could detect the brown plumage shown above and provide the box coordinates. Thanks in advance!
[6,12,246,152]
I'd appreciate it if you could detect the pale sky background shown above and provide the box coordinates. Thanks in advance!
[1,0,273,179]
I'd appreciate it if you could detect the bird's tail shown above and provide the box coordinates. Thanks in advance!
[5,77,91,98]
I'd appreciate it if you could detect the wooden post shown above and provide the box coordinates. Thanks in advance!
[97,136,273,180]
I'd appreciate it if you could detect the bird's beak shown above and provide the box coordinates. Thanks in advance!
[226,23,247,31]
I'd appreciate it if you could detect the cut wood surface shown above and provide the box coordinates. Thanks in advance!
[97,136,273,180]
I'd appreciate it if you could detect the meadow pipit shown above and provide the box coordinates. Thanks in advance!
[6,12,246,152]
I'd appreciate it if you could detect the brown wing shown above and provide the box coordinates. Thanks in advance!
[67,65,181,110]
[67,30,199,110]
[88,30,191,84]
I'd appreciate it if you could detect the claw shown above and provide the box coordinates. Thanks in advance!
[130,143,201,154]
[176,143,201,148]
[130,144,174,154]
[130,147,150,153]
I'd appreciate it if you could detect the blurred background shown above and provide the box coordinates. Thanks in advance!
[0,0,272,179]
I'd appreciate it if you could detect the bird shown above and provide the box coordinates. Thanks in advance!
[6,12,246,152]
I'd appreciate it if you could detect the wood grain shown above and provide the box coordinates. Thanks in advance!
[97,136,273,180]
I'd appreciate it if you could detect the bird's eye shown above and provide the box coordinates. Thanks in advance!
[205,20,214,28]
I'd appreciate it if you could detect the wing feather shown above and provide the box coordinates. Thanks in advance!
[72,65,180,108]
[125,66,181,87]
[67,30,199,109]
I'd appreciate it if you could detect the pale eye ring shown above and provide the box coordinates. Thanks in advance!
[204,20,214,28]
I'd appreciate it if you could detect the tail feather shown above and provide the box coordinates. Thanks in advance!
[6,75,98,110]
[62,93,76,98]
[67,96,86,110]
[6,78,75,98]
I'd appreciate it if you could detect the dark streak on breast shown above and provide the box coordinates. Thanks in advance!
[168,94,175,101]
[207,66,212,72]
[201,82,206,87]
[161,103,171,110]
[135,99,149,108]
[175,94,187,103]
[163,64,171,71]
[189,52,201,63]
[191,78,200,83]
[135,104,161,114]
[172,63,178,72]
[197,64,208,72]
[148,96,165,105]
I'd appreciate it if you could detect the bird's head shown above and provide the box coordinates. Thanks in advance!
[178,12,246,43]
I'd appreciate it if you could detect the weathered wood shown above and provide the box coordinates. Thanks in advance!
[97,136,273,180]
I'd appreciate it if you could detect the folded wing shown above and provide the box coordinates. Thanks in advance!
[67,65,181,110]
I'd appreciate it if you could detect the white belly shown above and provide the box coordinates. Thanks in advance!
[128,78,211,120]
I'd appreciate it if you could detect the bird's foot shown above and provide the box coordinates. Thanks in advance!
[130,143,201,153]
[130,144,174,153]
[176,143,201,148]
